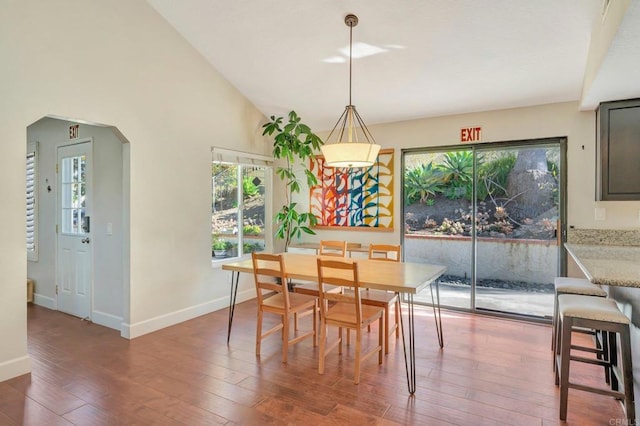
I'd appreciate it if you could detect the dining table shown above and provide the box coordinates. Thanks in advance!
[222,252,447,394]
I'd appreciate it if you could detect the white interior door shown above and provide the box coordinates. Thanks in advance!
[57,141,93,319]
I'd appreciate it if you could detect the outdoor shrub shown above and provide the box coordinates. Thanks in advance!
[212,164,239,210]
[243,241,263,253]
[477,153,516,200]
[243,224,262,235]
[436,218,466,235]
[404,162,442,204]
[546,159,560,205]
[242,176,260,199]
[437,151,474,199]
[424,217,437,228]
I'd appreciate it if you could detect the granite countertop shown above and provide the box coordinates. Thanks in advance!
[565,243,640,287]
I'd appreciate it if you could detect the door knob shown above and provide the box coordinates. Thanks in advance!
[81,237,91,244]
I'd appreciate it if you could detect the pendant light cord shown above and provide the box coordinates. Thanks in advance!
[349,21,353,106]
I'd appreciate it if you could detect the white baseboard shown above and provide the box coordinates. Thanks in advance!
[121,288,255,339]
[0,355,31,382]
[91,310,123,331]
[33,293,56,310]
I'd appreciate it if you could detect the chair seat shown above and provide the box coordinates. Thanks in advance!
[262,292,317,311]
[555,277,607,297]
[326,302,384,327]
[360,289,398,306]
[559,294,630,324]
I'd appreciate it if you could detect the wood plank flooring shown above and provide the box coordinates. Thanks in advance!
[0,302,627,425]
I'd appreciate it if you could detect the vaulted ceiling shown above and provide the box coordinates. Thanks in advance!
[148,0,640,130]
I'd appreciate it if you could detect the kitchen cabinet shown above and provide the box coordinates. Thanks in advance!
[596,98,640,200]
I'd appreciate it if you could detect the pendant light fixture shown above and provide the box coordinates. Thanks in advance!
[320,14,381,168]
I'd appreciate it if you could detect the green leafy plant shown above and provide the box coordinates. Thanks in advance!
[243,241,263,253]
[212,237,230,251]
[404,162,442,204]
[262,111,323,250]
[437,151,474,199]
[243,224,262,236]
[242,176,259,199]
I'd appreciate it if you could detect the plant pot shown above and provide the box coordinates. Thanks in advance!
[214,250,227,257]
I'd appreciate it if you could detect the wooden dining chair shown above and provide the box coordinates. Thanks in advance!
[252,252,317,363]
[293,240,347,298]
[316,258,384,384]
[319,240,347,257]
[361,244,402,354]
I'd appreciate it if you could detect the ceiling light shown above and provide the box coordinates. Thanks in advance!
[320,14,381,168]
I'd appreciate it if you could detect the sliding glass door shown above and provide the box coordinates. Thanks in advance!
[403,148,474,310]
[402,138,564,319]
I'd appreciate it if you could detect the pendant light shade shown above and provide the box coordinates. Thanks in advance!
[321,141,380,168]
[320,14,381,168]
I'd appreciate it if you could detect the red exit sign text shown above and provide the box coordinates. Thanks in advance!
[69,124,79,139]
[460,126,482,143]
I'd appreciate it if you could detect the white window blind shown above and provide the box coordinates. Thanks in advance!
[211,147,273,167]
[26,141,38,261]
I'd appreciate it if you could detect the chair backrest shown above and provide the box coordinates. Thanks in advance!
[252,252,289,308]
[368,244,401,262]
[316,258,362,326]
[319,240,347,257]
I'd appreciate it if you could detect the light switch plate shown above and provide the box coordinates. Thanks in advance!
[595,207,606,221]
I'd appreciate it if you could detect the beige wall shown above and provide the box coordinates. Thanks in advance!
[298,102,640,248]
[0,0,269,380]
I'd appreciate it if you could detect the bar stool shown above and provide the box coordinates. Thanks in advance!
[555,294,635,422]
[552,277,607,354]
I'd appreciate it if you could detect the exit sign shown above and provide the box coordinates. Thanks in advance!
[460,126,482,143]
[69,124,79,139]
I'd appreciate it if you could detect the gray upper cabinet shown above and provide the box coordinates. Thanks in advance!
[596,98,640,201]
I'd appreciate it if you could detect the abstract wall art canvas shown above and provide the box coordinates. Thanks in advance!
[309,148,394,231]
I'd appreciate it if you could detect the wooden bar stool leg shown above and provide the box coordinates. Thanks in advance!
[554,312,563,385]
[609,331,619,392]
[559,316,573,421]
[552,291,558,353]
[620,328,636,422]
[600,330,610,385]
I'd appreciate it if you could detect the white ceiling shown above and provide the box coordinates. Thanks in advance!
[148,0,640,131]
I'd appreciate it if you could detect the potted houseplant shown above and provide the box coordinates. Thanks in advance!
[262,111,323,251]
[212,237,229,257]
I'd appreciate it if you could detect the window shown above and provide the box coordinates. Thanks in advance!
[26,141,38,261]
[60,154,87,234]
[212,148,272,261]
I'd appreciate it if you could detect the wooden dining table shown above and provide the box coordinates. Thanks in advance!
[222,252,447,394]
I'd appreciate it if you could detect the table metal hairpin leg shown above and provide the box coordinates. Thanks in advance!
[399,279,444,394]
[399,293,417,394]
[227,270,240,345]
[430,278,444,348]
